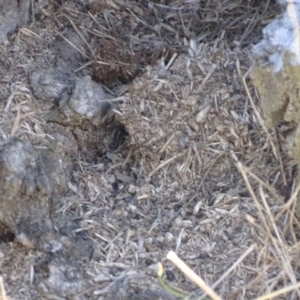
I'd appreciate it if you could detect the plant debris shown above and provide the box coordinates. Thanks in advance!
[0,0,297,299]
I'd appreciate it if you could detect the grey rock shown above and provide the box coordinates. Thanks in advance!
[68,75,113,126]
[38,257,92,300]
[29,68,75,103]
[29,69,114,126]
[106,276,130,300]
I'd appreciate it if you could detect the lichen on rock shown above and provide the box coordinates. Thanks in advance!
[251,1,300,214]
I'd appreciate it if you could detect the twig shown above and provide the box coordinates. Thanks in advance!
[167,251,222,300]
[199,244,256,299]
[0,277,8,300]
[254,282,300,300]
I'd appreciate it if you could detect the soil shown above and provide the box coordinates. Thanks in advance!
[0,1,299,300]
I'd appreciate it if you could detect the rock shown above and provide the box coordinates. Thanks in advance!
[251,3,300,127]
[37,257,92,300]
[68,75,114,126]
[29,68,75,103]
[0,0,30,45]
[30,69,126,163]
[251,1,300,214]
[106,276,130,300]
[0,138,71,251]
[29,69,114,126]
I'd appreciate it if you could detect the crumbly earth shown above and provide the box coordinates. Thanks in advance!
[0,1,299,300]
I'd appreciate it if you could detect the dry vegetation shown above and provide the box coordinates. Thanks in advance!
[1,0,300,299]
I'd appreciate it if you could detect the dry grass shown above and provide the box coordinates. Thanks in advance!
[0,276,9,300]
[0,0,298,299]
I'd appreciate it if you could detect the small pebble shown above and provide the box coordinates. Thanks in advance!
[165,232,174,242]
[128,184,137,194]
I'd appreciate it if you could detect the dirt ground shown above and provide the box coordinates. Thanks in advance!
[1,1,300,300]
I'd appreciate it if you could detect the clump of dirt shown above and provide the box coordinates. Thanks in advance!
[92,38,148,88]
